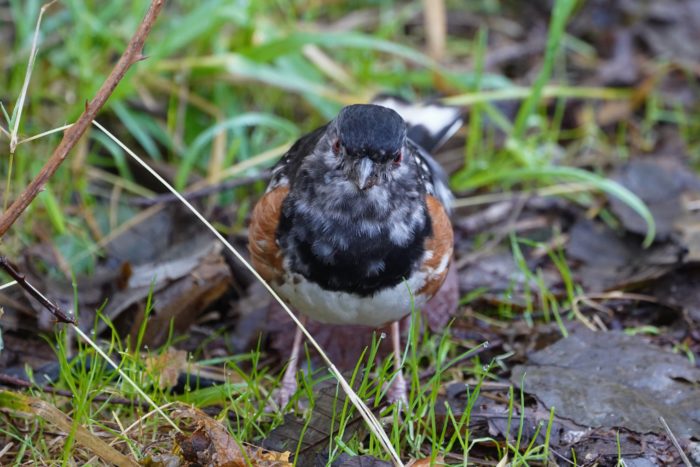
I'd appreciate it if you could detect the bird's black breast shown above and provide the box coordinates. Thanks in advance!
[277,201,432,297]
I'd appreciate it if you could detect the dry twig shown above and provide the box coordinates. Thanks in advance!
[129,171,271,206]
[0,256,75,324]
[0,373,151,409]
[422,0,446,61]
[659,416,693,467]
[0,390,139,466]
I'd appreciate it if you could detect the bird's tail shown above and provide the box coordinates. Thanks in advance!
[372,95,462,153]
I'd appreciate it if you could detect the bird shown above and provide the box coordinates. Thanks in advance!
[248,97,461,406]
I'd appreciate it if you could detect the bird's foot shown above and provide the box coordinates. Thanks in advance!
[386,320,408,408]
[269,367,298,411]
[386,370,408,407]
[267,321,304,411]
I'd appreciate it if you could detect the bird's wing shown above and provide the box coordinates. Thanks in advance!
[418,195,454,297]
[409,142,454,213]
[248,186,289,284]
[267,124,328,191]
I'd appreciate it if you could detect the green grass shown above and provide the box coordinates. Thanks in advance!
[2,0,700,465]
[0,297,495,464]
[2,0,670,258]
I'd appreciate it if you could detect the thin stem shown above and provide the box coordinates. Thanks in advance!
[0,256,75,324]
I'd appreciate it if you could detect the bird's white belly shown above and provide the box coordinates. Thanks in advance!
[277,270,429,327]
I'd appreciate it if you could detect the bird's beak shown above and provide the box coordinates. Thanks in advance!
[354,157,376,190]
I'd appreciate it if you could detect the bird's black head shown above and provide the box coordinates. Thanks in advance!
[331,104,407,190]
[335,104,406,162]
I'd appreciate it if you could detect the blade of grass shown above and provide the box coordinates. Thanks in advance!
[17,123,73,146]
[512,0,577,140]
[0,102,11,129]
[302,45,356,91]
[464,27,488,168]
[454,166,656,246]
[155,53,355,104]
[452,182,596,208]
[0,0,167,238]
[4,1,56,213]
[70,325,182,433]
[422,0,446,61]
[443,85,632,107]
[0,256,182,433]
[111,101,161,159]
[659,416,693,467]
[9,1,56,154]
[38,188,66,235]
[175,113,298,189]
[238,31,434,67]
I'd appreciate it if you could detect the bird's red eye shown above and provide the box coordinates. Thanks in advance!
[332,139,341,155]
[393,149,402,164]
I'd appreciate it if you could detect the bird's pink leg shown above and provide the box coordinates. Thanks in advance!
[275,316,305,408]
[387,320,408,405]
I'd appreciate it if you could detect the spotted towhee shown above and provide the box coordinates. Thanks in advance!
[249,97,461,405]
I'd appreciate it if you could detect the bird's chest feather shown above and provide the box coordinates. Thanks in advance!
[276,182,431,299]
[276,267,431,326]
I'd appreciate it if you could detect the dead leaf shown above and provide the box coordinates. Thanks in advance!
[636,0,700,64]
[567,219,683,292]
[124,243,232,347]
[511,327,700,437]
[174,407,292,467]
[145,348,188,389]
[262,378,368,466]
[645,265,700,323]
[597,29,639,86]
[608,156,700,240]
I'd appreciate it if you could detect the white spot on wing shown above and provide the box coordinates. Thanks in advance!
[429,252,451,278]
[373,97,462,140]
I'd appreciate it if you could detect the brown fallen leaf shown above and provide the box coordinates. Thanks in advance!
[174,407,292,467]
[177,426,242,466]
[124,242,232,347]
[566,219,682,292]
[145,347,188,389]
